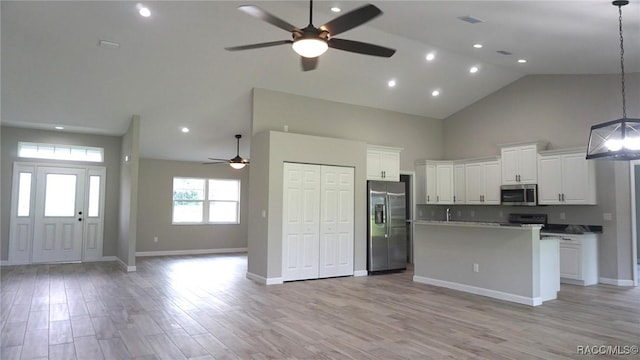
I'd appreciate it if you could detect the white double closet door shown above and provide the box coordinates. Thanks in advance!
[282,163,354,281]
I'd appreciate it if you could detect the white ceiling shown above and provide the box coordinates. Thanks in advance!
[2,1,639,162]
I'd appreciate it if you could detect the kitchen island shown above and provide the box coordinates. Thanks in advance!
[413,221,559,306]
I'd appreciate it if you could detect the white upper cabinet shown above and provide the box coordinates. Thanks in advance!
[453,163,466,204]
[415,161,455,204]
[465,158,502,205]
[501,142,547,185]
[538,149,597,205]
[367,145,402,182]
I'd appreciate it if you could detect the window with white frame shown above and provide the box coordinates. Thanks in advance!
[18,142,104,162]
[172,177,240,224]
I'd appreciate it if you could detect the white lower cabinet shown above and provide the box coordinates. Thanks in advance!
[557,233,598,286]
[282,163,354,281]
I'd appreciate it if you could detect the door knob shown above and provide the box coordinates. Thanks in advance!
[78,218,83,222]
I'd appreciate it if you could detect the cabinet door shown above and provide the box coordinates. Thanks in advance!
[483,161,502,204]
[562,154,591,204]
[501,147,519,185]
[366,150,383,180]
[319,166,354,278]
[454,164,466,204]
[465,163,483,204]
[436,164,454,204]
[537,155,562,205]
[517,145,538,184]
[282,163,320,281]
[559,244,581,279]
[425,164,437,204]
[380,151,400,181]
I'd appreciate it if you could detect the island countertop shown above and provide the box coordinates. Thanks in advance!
[414,220,543,230]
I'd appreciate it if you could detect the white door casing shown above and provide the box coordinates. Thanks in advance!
[9,163,106,264]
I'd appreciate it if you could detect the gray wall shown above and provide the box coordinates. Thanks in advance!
[248,88,444,279]
[442,73,640,282]
[136,158,249,252]
[0,126,122,260]
[252,88,444,171]
[636,164,640,263]
[118,117,140,267]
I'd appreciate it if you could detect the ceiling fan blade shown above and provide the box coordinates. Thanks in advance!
[207,157,230,162]
[225,40,292,51]
[328,38,396,57]
[320,4,382,37]
[238,5,301,33]
[301,57,318,71]
[203,161,228,165]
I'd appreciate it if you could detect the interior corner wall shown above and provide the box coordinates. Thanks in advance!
[0,126,122,261]
[136,158,249,253]
[443,73,640,282]
[636,164,640,263]
[118,116,140,268]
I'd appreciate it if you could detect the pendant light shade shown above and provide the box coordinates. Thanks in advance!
[586,0,640,160]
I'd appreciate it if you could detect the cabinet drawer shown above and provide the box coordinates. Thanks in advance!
[559,236,580,245]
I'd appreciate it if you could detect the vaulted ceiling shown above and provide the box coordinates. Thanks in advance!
[3,1,639,162]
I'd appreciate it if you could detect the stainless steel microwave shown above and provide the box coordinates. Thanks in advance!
[500,184,537,206]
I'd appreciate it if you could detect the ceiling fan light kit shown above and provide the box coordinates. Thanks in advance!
[226,0,395,71]
[205,134,250,169]
[586,0,640,160]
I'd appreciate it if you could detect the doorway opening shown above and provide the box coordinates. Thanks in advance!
[9,162,106,264]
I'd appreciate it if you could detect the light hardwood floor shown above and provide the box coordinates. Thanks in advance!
[2,253,639,360]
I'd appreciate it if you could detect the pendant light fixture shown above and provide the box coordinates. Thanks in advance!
[586,0,640,160]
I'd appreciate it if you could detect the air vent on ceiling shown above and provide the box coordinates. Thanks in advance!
[457,15,484,24]
[496,50,513,55]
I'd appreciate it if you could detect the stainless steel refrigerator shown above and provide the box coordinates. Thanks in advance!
[367,181,407,272]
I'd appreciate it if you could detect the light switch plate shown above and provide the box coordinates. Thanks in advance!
[603,213,613,221]
[560,212,566,220]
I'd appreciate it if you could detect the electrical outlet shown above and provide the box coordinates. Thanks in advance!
[431,210,435,217]
[560,212,566,220]
[153,236,158,243]
[419,211,423,217]
[473,263,479,273]
[603,213,613,221]
[457,211,462,217]
[470,210,475,218]
[498,211,503,218]
[261,210,267,218]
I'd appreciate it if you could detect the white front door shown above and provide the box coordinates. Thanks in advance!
[32,166,86,263]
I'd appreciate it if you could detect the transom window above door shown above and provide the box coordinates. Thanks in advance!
[18,142,104,162]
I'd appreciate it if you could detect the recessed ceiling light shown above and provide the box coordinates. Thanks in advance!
[137,4,151,17]
[473,44,483,49]
[331,7,341,13]
[388,79,396,88]
[181,127,190,133]
[432,90,440,97]
[425,52,436,61]
[469,66,479,74]
[55,126,64,130]
[518,59,527,64]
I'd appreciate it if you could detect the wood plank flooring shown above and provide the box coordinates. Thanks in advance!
[1,253,639,359]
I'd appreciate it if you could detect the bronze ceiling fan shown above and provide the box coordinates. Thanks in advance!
[204,134,250,169]
[225,0,396,71]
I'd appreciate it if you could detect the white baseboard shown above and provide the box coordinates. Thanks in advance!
[353,270,368,277]
[99,256,118,262]
[116,258,136,272]
[136,248,248,257]
[413,275,542,307]
[0,260,9,266]
[246,272,283,285]
[599,277,635,287]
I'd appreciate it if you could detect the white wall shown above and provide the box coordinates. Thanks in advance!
[136,158,249,253]
[442,73,640,282]
[118,116,140,268]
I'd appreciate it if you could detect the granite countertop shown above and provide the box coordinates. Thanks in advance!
[415,220,542,230]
